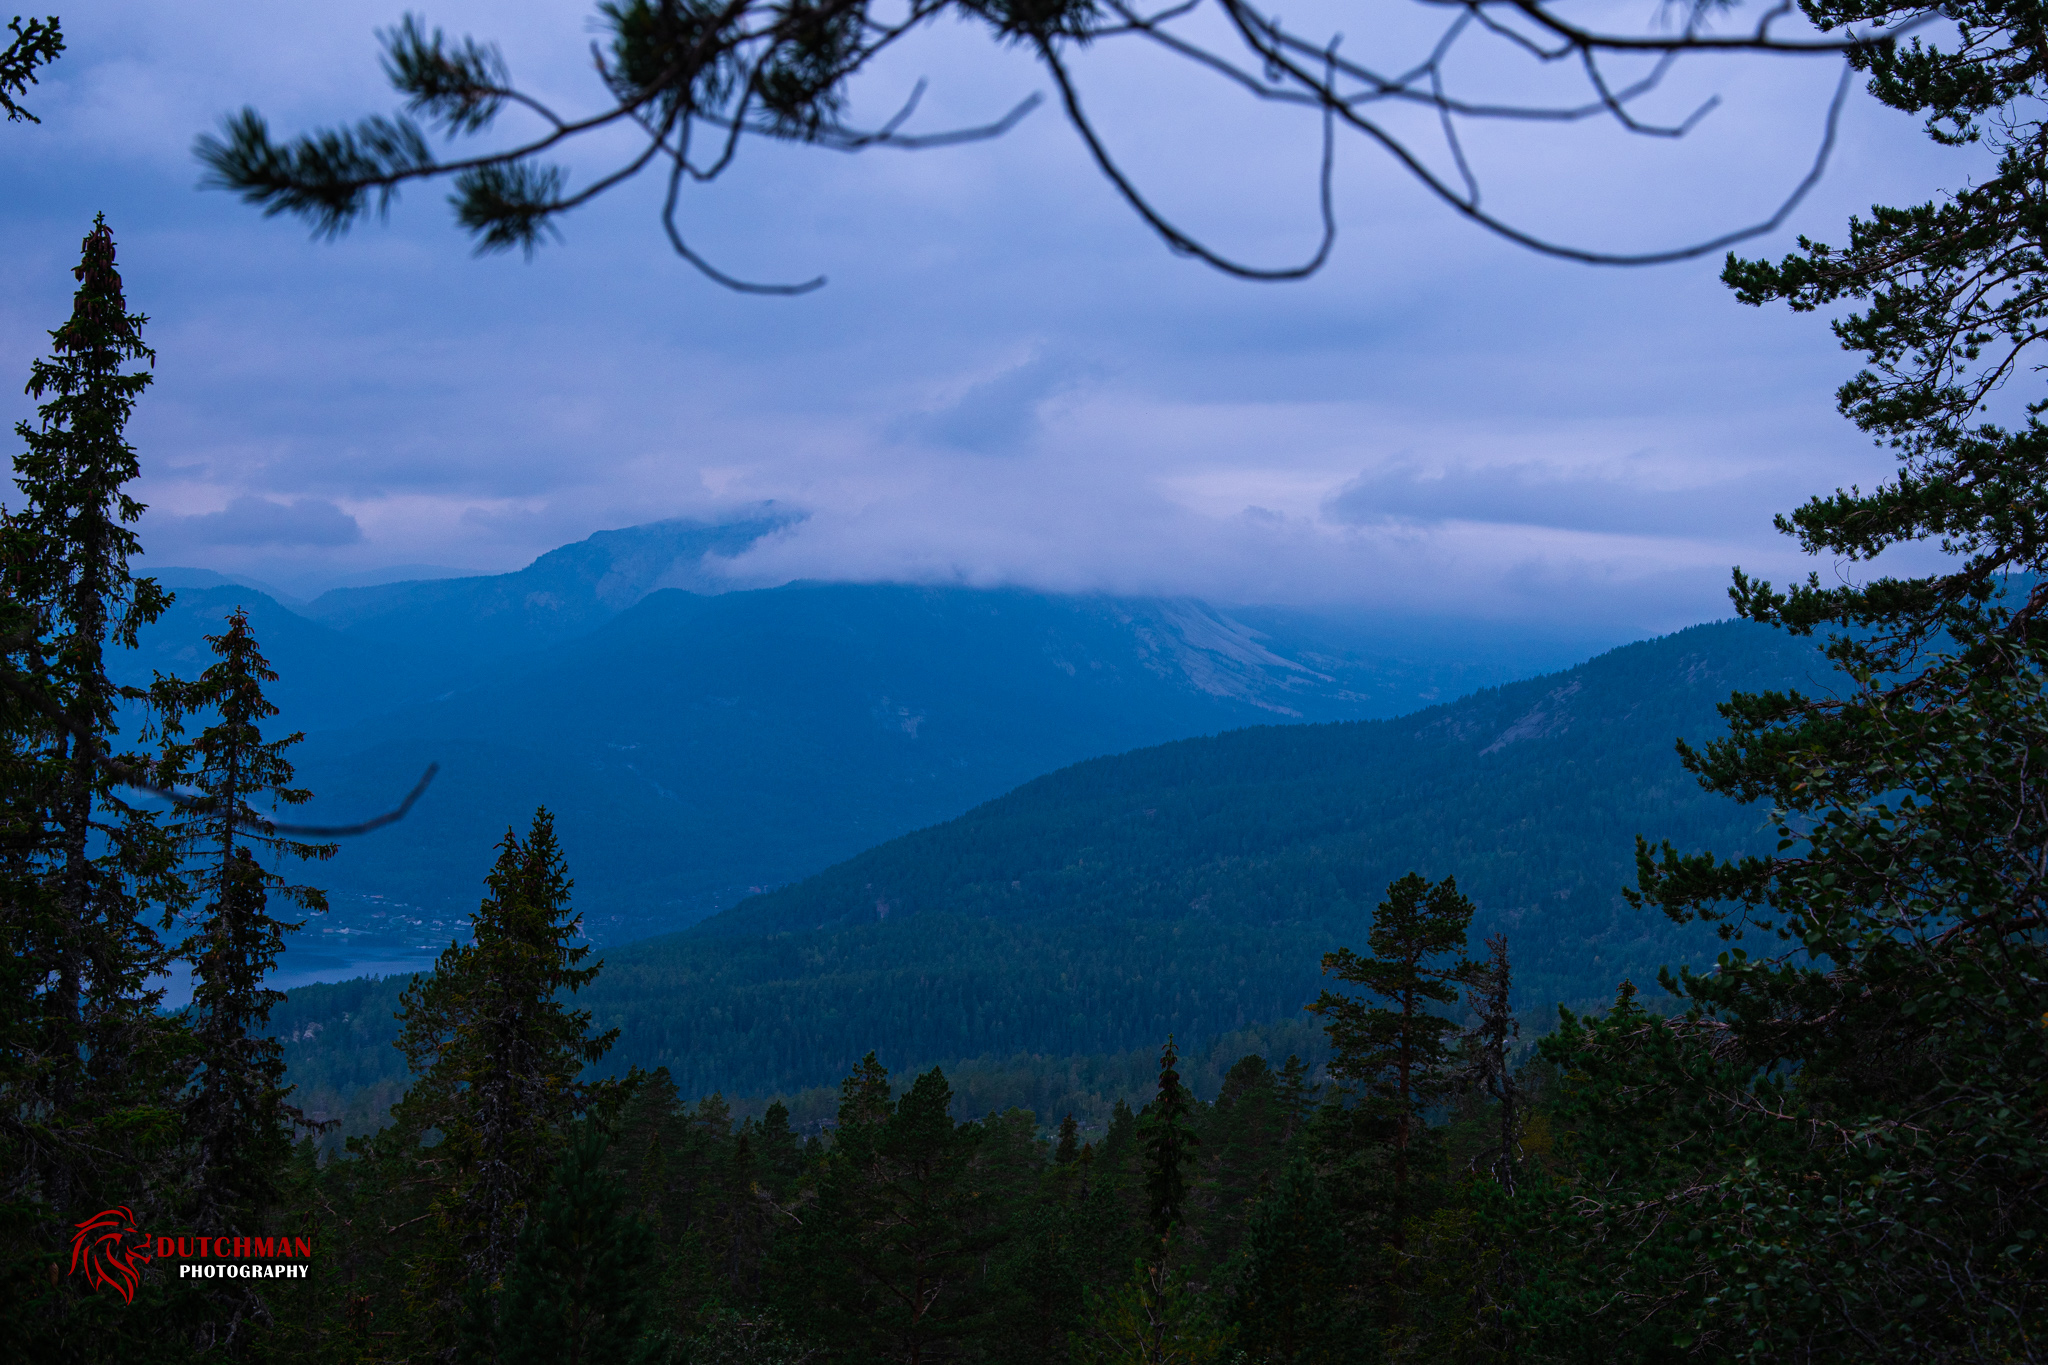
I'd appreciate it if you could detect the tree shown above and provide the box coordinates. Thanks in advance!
[781,1058,999,1363]
[1511,3,2048,1355]
[0,215,186,1237]
[1308,873,1475,1195]
[482,1127,660,1365]
[1138,1037,1199,1241]
[156,607,335,1227]
[197,0,1902,289]
[1222,1159,1351,1365]
[380,809,624,1342]
[1055,1113,1081,1167]
[1,14,61,123]
[1456,934,1518,1193]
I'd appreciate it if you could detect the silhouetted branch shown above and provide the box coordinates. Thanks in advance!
[196,0,1931,284]
[1,14,62,124]
[0,645,438,838]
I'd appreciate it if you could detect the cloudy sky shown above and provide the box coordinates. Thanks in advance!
[0,0,1971,635]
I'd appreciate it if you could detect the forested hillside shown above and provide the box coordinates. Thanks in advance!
[125,518,1598,943]
[272,615,1829,1126]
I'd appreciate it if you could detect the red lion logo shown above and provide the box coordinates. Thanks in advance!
[71,1206,152,1303]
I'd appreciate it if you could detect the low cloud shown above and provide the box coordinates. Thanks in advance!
[1322,458,1808,541]
[160,496,363,548]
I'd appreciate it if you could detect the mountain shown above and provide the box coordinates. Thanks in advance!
[296,511,797,661]
[281,583,1560,937]
[270,616,1839,1128]
[120,515,1584,946]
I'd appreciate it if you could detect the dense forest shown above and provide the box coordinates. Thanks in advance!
[269,614,1822,1139]
[7,1,2048,1360]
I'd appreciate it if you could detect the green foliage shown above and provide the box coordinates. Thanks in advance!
[1223,1159,1354,1365]
[0,218,197,1358]
[1139,1038,1199,1239]
[0,14,61,123]
[157,607,336,1226]
[375,809,628,1343]
[1310,874,1475,1193]
[1071,1253,1237,1365]
[484,1127,660,1365]
[776,1060,1003,1361]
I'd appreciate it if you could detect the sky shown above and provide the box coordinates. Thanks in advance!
[0,0,1976,635]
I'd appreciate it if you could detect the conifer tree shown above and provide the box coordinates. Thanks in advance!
[1513,2,2048,1355]
[0,215,184,1229]
[784,1060,995,1361]
[382,809,622,1340]
[155,607,333,1225]
[1054,1113,1081,1166]
[1308,873,1475,1189]
[1138,1037,1198,1241]
[1223,1158,1349,1365]
[1459,933,1519,1192]
[482,1127,658,1365]
[1274,1054,1318,1142]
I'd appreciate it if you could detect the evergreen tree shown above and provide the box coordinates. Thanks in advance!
[1274,1055,1318,1143]
[380,809,623,1344]
[0,216,186,1274]
[156,607,333,1226]
[1223,1159,1351,1365]
[1457,934,1518,1193]
[482,1127,658,1365]
[782,1062,996,1362]
[1505,1,2048,1356]
[1308,873,1475,1191]
[1138,1037,1198,1241]
[1054,1113,1081,1166]
[0,14,62,124]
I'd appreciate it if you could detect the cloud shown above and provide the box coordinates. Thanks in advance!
[159,496,363,548]
[0,0,1983,612]
[889,353,1094,453]
[1322,458,1808,540]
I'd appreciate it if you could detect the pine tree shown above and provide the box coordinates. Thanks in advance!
[382,809,623,1341]
[1508,3,2048,1355]
[1308,873,1475,1191]
[782,1060,997,1362]
[157,607,334,1226]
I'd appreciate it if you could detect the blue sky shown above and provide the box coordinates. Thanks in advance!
[0,0,1971,633]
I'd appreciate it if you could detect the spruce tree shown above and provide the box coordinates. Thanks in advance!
[483,1128,657,1365]
[0,215,184,1235]
[155,606,334,1226]
[381,809,623,1342]
[1138,1036,1199,1241]
[1054,1113,1081,1166]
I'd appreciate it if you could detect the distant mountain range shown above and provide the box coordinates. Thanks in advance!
[126,514,1606,944]
[269,614,1839,1130]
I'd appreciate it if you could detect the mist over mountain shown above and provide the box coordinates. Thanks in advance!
[129,514,1597,948]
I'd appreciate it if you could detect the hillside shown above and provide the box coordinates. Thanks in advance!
[272,616,1836,1126]
[126,517,1579,946]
